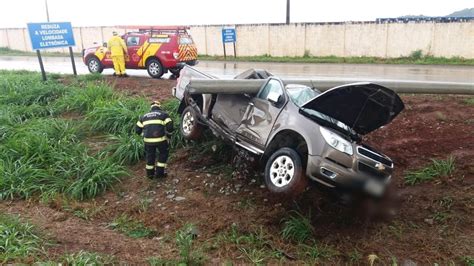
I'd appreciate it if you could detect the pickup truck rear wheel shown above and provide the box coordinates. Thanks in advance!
[264,147,308,196]
[180,106,202,140]
[87,57,103,74]
[146,58,164,78]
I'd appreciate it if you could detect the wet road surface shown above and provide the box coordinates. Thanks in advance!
[0,55,473,84]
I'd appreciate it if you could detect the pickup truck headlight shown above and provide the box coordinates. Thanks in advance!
[320,127,353,155]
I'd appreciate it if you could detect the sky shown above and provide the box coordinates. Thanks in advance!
[0,0,472,28]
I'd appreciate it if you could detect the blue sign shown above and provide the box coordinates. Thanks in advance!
[27,22,75,50]
[222,28,236,43]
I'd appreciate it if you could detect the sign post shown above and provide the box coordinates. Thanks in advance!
[27,22,76,80]
[221,27,236,60]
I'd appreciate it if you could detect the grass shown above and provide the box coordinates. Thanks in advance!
[63,250,116,265]
[281,210,314,243]
[54,82,118,113]
[161,99,185,151]
[148,224,204,265]
[86,97,148,134]
[216,224,282,264]
[0,214,44,263]
[299,242,338,262]
[464,97,474,105]
[405,156,456,185]
[198,53,474,65]
[176,224,198,264]
[0,47,82,57]
[100,134,144,165]
[347,249,363,263]
[148,257,179,266]
[460,256,474,266]
[0,71,188,201]
[108,214,155,238]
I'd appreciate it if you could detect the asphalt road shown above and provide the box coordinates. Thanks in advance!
[0,55,473,85]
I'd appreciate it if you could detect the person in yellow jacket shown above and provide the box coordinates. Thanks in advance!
[107,31,128,77]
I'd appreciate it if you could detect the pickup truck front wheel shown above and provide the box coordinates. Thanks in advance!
[264,147,308,196]
[180,106,202,140]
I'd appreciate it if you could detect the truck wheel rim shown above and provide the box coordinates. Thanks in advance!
[269,155,295,187]
[182,111,194,135]
[149,62,161,75]
[89,60,99,72]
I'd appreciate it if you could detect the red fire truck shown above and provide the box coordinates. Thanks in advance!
[82,26,198,78]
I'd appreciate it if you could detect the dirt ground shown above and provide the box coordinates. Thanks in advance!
[1,76,473,264]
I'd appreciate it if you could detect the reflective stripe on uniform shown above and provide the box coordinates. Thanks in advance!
[164,118,172,124]
[145,164,155,170]
[156,162,167,168]
[136,121,144,128]
[144,136,167,143]
[143,119,166,126]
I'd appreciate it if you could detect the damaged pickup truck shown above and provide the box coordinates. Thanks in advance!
[172,66,404,197]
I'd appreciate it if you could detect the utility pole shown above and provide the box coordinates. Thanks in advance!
[45,0,50,22]
[286,0,290,24]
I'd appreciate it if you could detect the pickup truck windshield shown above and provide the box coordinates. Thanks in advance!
[286,85,319,107]
[287,85,357,139]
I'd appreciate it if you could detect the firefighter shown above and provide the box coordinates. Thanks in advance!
[107,31,128,77]
[135,101,173,179]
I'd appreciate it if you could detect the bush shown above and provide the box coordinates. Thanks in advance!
[409,50,423,60]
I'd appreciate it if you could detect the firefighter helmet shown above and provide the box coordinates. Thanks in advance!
[151,101,161,108]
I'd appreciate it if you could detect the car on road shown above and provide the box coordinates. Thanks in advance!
[173,66,404,197]
[82,26,198,78]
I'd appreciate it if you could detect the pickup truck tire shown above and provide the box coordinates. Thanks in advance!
[146,58,164,78]
[180,106,203,140]
[264,147,308,196]
[87,57,103,74]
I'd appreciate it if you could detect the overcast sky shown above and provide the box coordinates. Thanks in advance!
[0,0,472,28]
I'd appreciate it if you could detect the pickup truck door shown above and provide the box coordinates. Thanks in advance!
[124,35,142,68]
[236,79,286,150]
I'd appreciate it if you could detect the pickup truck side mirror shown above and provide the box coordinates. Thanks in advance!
[267,91,281,105]
[103,42,107,48]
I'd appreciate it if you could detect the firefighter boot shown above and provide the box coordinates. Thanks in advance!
[155,162,167,179]
[145,165,155,179]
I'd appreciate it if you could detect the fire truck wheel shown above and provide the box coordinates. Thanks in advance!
[146,58,164,78]
[87,57,103,74]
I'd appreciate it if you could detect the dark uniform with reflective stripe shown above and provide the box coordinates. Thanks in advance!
[135,104,173,178]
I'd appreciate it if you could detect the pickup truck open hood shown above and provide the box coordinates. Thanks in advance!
[301,83,404,135]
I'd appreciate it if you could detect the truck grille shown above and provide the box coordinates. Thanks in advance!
[358,162,387,181]
[357,147,392,166]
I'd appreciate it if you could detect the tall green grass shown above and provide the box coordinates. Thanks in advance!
[54,83,117,113]
[0,214,44,263]
[87,97,148,134]
[0,72,132,201]
[0,71,188,202]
